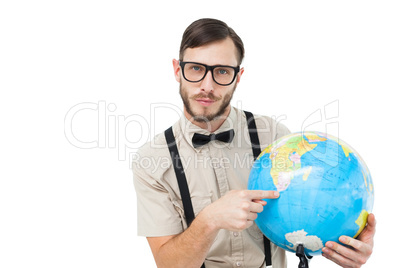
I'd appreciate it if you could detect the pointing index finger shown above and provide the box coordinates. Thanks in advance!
[247,190,280,199]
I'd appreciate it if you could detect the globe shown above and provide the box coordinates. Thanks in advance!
[248,131,374,256]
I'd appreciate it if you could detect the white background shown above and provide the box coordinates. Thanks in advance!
[1,1,401,267]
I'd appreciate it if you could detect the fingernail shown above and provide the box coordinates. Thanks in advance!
[340,236,347,243]
[327,242,333,248]
[274,191,280,197]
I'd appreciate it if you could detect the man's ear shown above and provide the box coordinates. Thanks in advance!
[172,59,181,83]
[235,67,244,85]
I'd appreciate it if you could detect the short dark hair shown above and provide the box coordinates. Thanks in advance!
[179,18,245,65]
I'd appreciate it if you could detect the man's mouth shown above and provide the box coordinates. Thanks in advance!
[195,98,215,106]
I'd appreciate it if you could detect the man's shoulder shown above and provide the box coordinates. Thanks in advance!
[235,108,291,136]
[132,126,174,179]
[132,119,187,177]
[136,131,169,157]
[235,108,291,148]
[254,113,290,137]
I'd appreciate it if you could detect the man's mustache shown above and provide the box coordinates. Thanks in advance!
[190,93,222,101]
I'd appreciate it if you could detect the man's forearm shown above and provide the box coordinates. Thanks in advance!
[154,210,219,268]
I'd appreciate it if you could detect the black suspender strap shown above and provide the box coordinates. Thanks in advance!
[165,126,196,226]
[244,110,272,267]
[164,111,272,267]
[244,111,262,160]
[263,236,273,267]
[165,127,205,268]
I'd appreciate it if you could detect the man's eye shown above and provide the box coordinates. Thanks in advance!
[216,68,229,75]
[189,65,204,71]
[218,69,228,74]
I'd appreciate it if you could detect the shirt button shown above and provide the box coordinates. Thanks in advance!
[236,261,242,267]
[233,232,239,237]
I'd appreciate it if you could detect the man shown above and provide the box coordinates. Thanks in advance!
[133,18,375,267]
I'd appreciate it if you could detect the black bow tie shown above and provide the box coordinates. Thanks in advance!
[192,129,235,148]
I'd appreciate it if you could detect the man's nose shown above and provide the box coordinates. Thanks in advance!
[200,70,215,93]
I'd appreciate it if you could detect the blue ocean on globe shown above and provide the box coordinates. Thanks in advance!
[248,131,374,256]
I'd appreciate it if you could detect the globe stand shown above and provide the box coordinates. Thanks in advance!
[296,244,313,268]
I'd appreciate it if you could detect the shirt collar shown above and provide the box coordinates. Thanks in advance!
[179,106,238,152]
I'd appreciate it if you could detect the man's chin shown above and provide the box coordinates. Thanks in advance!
[190,107,230,123]
[190,112,217,123]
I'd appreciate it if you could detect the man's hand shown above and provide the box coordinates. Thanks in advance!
[200,189,280,232]
[146,189,280,268]
[322,213,376,267]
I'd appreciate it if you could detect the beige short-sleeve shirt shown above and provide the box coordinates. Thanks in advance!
[133,107,290,268]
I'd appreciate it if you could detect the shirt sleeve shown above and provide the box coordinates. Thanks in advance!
[132,144,184,237]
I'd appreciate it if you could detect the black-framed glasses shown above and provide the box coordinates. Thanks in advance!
[179,61,240,86]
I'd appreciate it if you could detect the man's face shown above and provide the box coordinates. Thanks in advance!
[173,38,244,123]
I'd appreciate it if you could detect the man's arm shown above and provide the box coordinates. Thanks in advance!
[147,210,218,268]
[146,190,280,268]
[322,213,376,267]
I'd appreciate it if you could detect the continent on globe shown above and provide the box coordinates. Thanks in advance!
[260,133,327,192]
[354,209,369,238]
[285,230,323,252]
[248,131,374,257]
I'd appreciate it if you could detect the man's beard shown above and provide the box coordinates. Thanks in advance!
[180,84,236,123]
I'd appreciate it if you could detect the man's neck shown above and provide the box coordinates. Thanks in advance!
[184,106,231,133]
